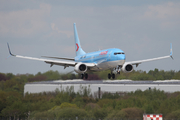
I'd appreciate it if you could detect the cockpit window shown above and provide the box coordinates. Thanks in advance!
[114,52,125,55]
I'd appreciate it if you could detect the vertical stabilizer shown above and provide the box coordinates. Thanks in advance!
[74,23,86,56]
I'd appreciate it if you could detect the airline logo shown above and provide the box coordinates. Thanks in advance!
[76,43,79,51]
[100,51,108,55]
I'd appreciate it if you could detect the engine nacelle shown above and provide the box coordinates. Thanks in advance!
[74,63,87,73]
[122,63,133,73]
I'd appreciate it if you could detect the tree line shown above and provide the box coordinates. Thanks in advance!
[0,69,180,119]
[1,68,180,82]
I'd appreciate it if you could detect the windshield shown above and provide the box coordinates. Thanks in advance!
[114,52,125,55]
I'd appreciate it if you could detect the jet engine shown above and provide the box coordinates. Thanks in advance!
[74,63,87,73]
[122,63,133,73]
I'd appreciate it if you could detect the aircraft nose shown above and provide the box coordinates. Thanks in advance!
[119,54,126,60]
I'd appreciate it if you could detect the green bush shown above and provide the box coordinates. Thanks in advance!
[85,103,100,111]
[105,110,127,119]
[121,107,143,119]
[93,108,107,119]
[59,102,78,108]
[56,107,88,119]
[166,110,180,119]
[30,111,55,120]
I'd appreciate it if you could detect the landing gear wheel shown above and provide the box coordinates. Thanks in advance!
[85,73,88,79]
[112,73,115,79]
[108,73,111,79]
[81,74,84,79]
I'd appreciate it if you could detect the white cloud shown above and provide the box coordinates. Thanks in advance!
[143,2,180,28]
[51,23,73,38]
[144,2,180,19]
[0,3,51,37]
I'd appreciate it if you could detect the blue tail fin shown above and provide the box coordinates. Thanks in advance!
[74,23,86,56]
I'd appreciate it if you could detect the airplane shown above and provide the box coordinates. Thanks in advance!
[7,23,173,79]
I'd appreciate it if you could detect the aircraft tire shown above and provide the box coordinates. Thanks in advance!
[85,73,88,79]
[108,73,111,79]
[112,73,115,79]
[81,74,84,79]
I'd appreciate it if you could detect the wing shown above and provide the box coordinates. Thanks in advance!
[7,43,95,68]
[125,43,173,67]
[41,56,75,61]
[125,55,171,67]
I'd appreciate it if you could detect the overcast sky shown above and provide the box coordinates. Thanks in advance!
[0,0,180,75]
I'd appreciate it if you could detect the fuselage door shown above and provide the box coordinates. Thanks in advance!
[108,51,111,61]
[91,56,94,62]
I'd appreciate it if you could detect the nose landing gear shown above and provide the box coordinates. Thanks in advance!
[108,66,121,79]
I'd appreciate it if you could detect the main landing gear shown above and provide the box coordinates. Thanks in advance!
[81,73,88,79]
[108,73,115,79]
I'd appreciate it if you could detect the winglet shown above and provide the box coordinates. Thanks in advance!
[7,43,16,56]
[170,43,173,59]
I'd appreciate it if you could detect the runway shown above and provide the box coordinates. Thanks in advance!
[24,79,180,95]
